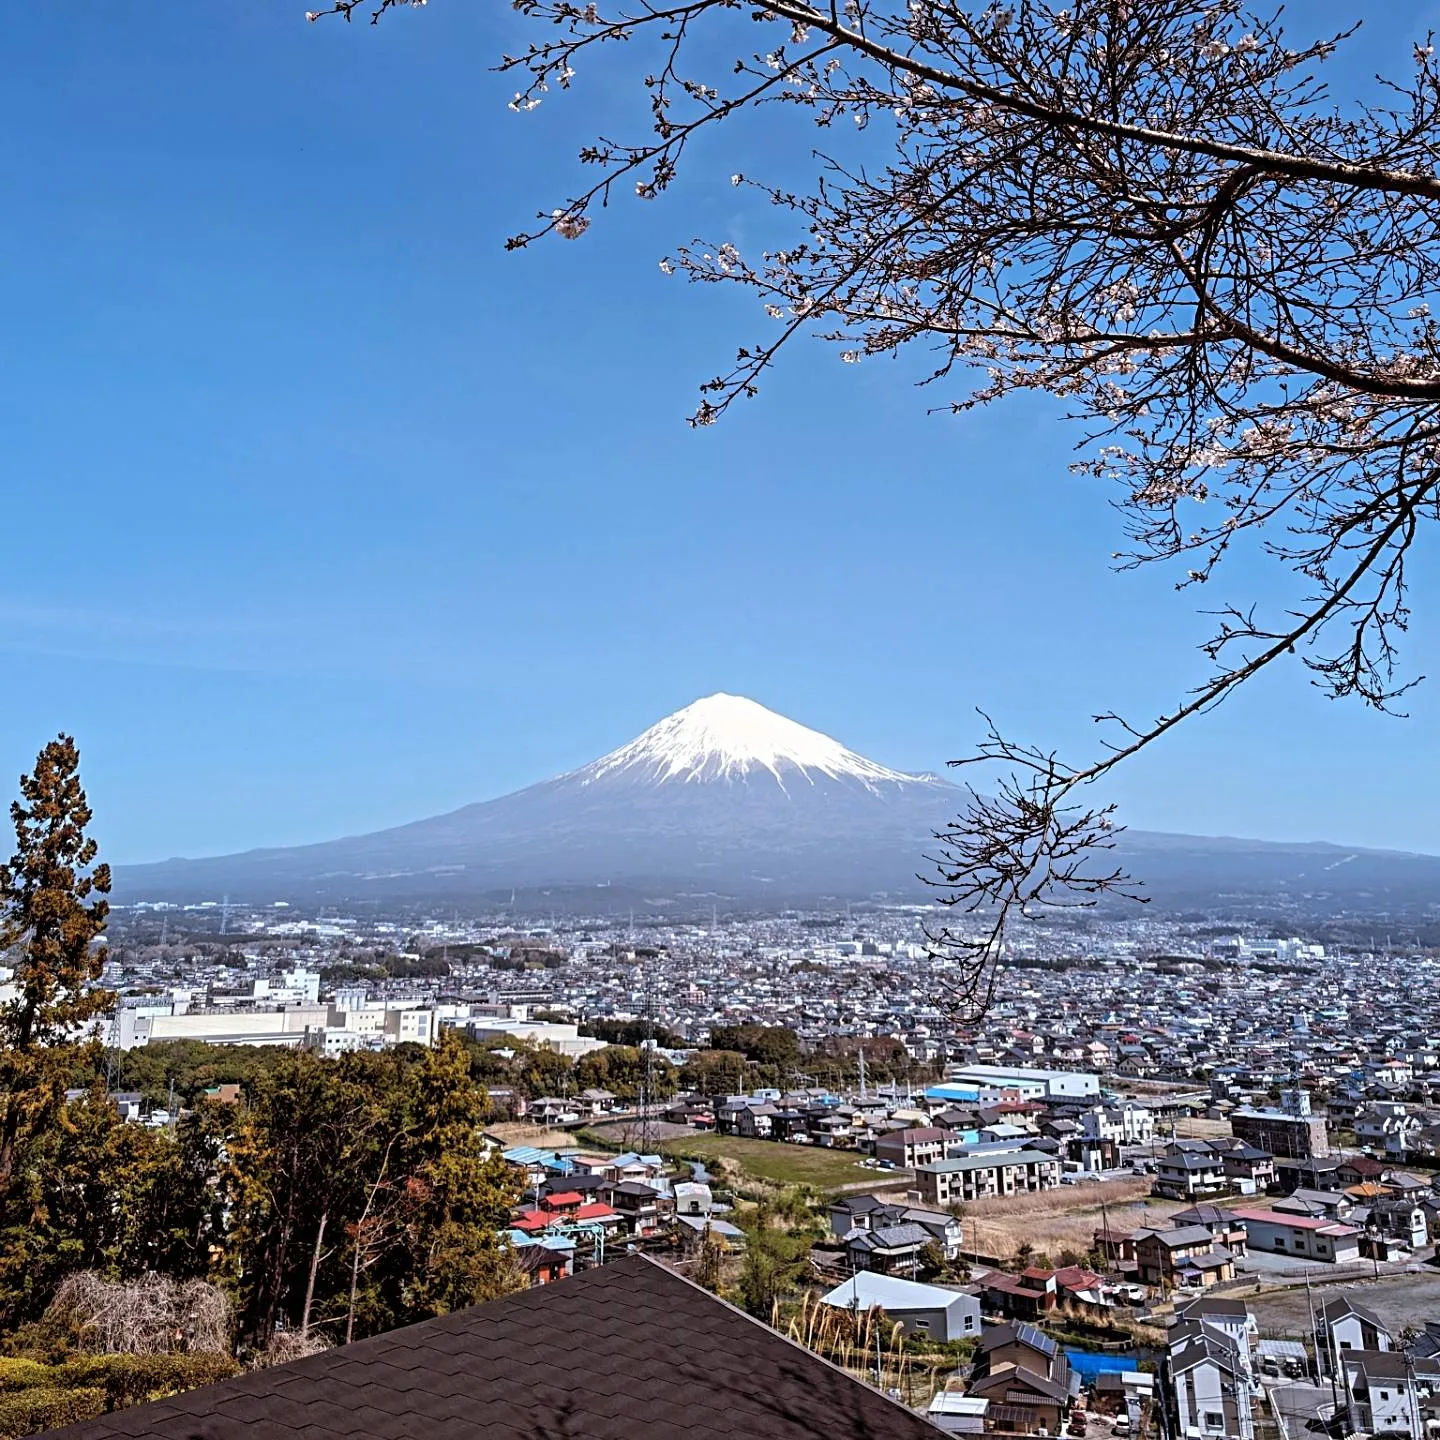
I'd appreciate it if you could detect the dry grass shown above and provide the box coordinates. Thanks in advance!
[485,1123,584,1150]
[1169,1116,1234,1140]
[964,1180,1185,1262]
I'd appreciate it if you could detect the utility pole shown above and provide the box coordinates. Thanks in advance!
[638,960,655,1155]
[858,1046,867,1102]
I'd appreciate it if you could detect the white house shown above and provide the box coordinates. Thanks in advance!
[1227,1208,1362,1263]
[1169,1331,1256,1440]
[818,1272,981,1344]
[1314,1296,1391,1376]
[1339,1351,1432,1437]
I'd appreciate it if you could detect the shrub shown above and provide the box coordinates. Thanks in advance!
[64,1353,241,1409]
[0,1359,50,1394]
[0,1386,106,1439]
[0,1351,240,1435]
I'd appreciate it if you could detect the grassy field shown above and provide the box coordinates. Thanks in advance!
[964,1179,1185,1261]
[647,1133,883,1192]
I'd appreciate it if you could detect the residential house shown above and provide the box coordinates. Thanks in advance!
[1274,1155,1347,1194]
[1052,1265,1111,1311]
[601,1180,671,1238]
[733,1101,778,1138]
[1172,1296,1259,1359]
[1228,1207,1362,1263]
[1152,1148,1227,1200]
[1172,1205,1249,1257]
[1356,1101,1420,1159]
[1092,1224,1138,1269]
[1336,1153,1390,1189]
[1079,1101,1156,1147]
[1216,1142,1276,1192]
[983,1268,1059,1322]
[819,1271,981,1342]
[511,1234,575,1286]
[1168,1329,1256,1440]
[1315,1296,1391,1376]
[1338,1350,1438,1437]
[844,1222,932,1277]
[1347,1193,1429,1252]
[575,1087,619,1117]
[1272,1187,1353,1222]
[875,1126,954,1169]
[968,1322,1079,1435]
[602,1152,666,1187]
[1134,1226,1236,1289]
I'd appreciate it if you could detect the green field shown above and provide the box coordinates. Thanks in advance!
[655,1133,888,1192]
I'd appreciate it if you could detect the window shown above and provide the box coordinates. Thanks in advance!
[964,1315,975,1330]
[1204,1413,1225,1430]
[1378,1391,1389,1401]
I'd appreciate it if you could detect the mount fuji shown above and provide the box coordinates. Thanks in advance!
[115,694,1440,918]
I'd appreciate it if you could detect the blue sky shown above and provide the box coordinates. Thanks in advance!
[3,0,1440,863]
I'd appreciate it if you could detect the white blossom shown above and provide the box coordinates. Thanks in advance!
[552,209,589,240]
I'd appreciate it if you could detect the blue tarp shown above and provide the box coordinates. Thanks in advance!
[1065,1349,1138,1383]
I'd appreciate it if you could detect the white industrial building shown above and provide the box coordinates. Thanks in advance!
[944,1064,1101,1101]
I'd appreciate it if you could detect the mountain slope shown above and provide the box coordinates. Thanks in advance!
[113,694,1440,916]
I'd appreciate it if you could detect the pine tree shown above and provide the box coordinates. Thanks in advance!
[0,736,113,1191]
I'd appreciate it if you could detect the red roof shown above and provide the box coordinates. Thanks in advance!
[1053,1266,1104,1291]
[544,1192,584,1208]
[1344,1156,1386,1177]
[512,1211,550,1233]
[1230,1208,1359,1236]
[573,1202,620,1222]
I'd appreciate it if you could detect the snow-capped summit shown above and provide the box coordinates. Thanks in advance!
[580,693,925,792]
[118,692,1440,922]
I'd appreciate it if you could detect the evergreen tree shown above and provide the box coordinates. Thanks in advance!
[392,1034,523,1321]
[0,736,113,1191]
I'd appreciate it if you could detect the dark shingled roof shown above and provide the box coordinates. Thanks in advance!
[40,1256,941,1440]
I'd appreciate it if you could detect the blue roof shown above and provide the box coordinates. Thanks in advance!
[509,1231,577,1253]
[502,1146,574,1173]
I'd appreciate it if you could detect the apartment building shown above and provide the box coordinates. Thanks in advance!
[915,1149,1061,1207]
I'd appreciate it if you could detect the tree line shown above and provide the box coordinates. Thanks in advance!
[0,739,525,1433]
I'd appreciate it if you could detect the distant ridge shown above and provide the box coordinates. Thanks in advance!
[114,694,1440,919]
